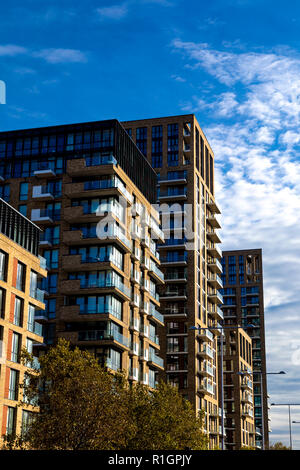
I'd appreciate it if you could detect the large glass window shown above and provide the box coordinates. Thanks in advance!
[27,304,35,332]
[0,287,5,318]
[16,262,26,291]
[19,182,28,201]
[8,369,18,401]
[6,407,16,435]
[13,297,23,327]
[0,184,10,201]
[11,333,20,363]
[0,250,7,281]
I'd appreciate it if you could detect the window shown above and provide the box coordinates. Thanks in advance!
[152,156,162,168]
[27,304,35,332]
[8,369,18,401]
[26,338,33,356]
[16,262,26,291]
[22,410,34,436]
[6,407,16,435]
[11,333,20,363]
[0,250,7,281]
[18,205,27,217]
[0,287,5,318]
[19,182,28,201]
[30,271,38,298]
[13,297,23,327]
[44,249,59,269]
[0,184,10,202]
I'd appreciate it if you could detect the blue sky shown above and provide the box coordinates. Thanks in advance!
[1,0,300,448]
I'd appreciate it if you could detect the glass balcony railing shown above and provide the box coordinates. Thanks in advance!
[29,287,45,303]
[78,330,128,347]
[85,154,117,167]
[149,306,164,323]
[149,352,164,368]
[79,278,131,297]
[38,255,47,270]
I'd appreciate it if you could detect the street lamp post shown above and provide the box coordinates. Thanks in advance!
[271,403,300,450]
[190,323,254,450]
[238,371,286,450]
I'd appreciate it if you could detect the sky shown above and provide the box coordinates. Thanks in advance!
[1,0,300,448]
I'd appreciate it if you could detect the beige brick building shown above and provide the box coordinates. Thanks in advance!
[0,199,46,438]
[122,115,223,448]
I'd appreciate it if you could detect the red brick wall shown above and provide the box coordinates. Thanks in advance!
[9,294,15,323]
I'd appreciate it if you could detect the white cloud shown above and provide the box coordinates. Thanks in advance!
[173,40,300,447]
[33,48,87,64]
[0,44,27,56]
[96,4,128,20]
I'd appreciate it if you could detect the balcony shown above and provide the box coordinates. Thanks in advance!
[207,201,221,215]
[199,361,214,377]
[149,262,164,284]
[31,209,54,224]
[128,367,139,381]
[210,322,222,335]
[208,258,223,274]
[206,230,222,244]
[148,352,164,369]
[208,290,223,304]
[34,164,56,178]
[159,189,187,201]
[63,224,131,252]
[206,215,221,229]
[207,244,222,259]
[198,345,214,360]
[78,330,129,349]
[34,311,48,323]
[65,178,133,204]
[160,254,188,266]
[198,379,214,395]
[164,271,187,282]
[163,307,188,318]
[160,289,187,300]
[207,274,223,289]
[149,333,160,346]
[158,238,187,249]
[61,278,131,300]
[207,306,224,321]
[32,185,55,200]
[66,155,117,177]
[197,328,214,342]
[148,306,164,325]
[29,287,45,304]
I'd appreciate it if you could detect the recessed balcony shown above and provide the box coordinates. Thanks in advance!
[77,330,129,350]
[207,201,221,215]
[207,245,222,259]
[148,353,164,370]
[60,278,131,301]
[206,215,221,229]
[207,307,224,321]
[66,155,117,177]
[206,230,222,244]
[208,290,223,304]
[207,274,223,289]
[31,209,54,224]
[208,258,223,275]
[32,185,54,200]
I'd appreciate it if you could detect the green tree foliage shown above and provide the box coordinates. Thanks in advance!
[9,339,208,450]
[269,442,291,450]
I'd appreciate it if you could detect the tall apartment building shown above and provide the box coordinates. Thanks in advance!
[122,115,223,448]
[220,249,268,449]
[0,199,46,438]
[221,326,255,449]
[0,120,164,389]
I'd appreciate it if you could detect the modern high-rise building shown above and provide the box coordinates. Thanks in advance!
[122,115,223,448]
[0,198,46,439]
[220,326,255,449]
[220,249,268,449]
[0,120,164,389]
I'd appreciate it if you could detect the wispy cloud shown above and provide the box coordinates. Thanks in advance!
[0,44,27,56]
[33,48,87,64]
[0,44,87,64]
[173,39,300,444]
[96,3,128,20]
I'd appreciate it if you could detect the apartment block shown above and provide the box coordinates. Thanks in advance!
[221,327,255,449]
[0,120,164,388]
[0,199,46,438]
[122,115,223,448]
[220,249,268,449]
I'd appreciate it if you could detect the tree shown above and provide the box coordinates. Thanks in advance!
[270,442,291,450]
[9,339,208,450]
